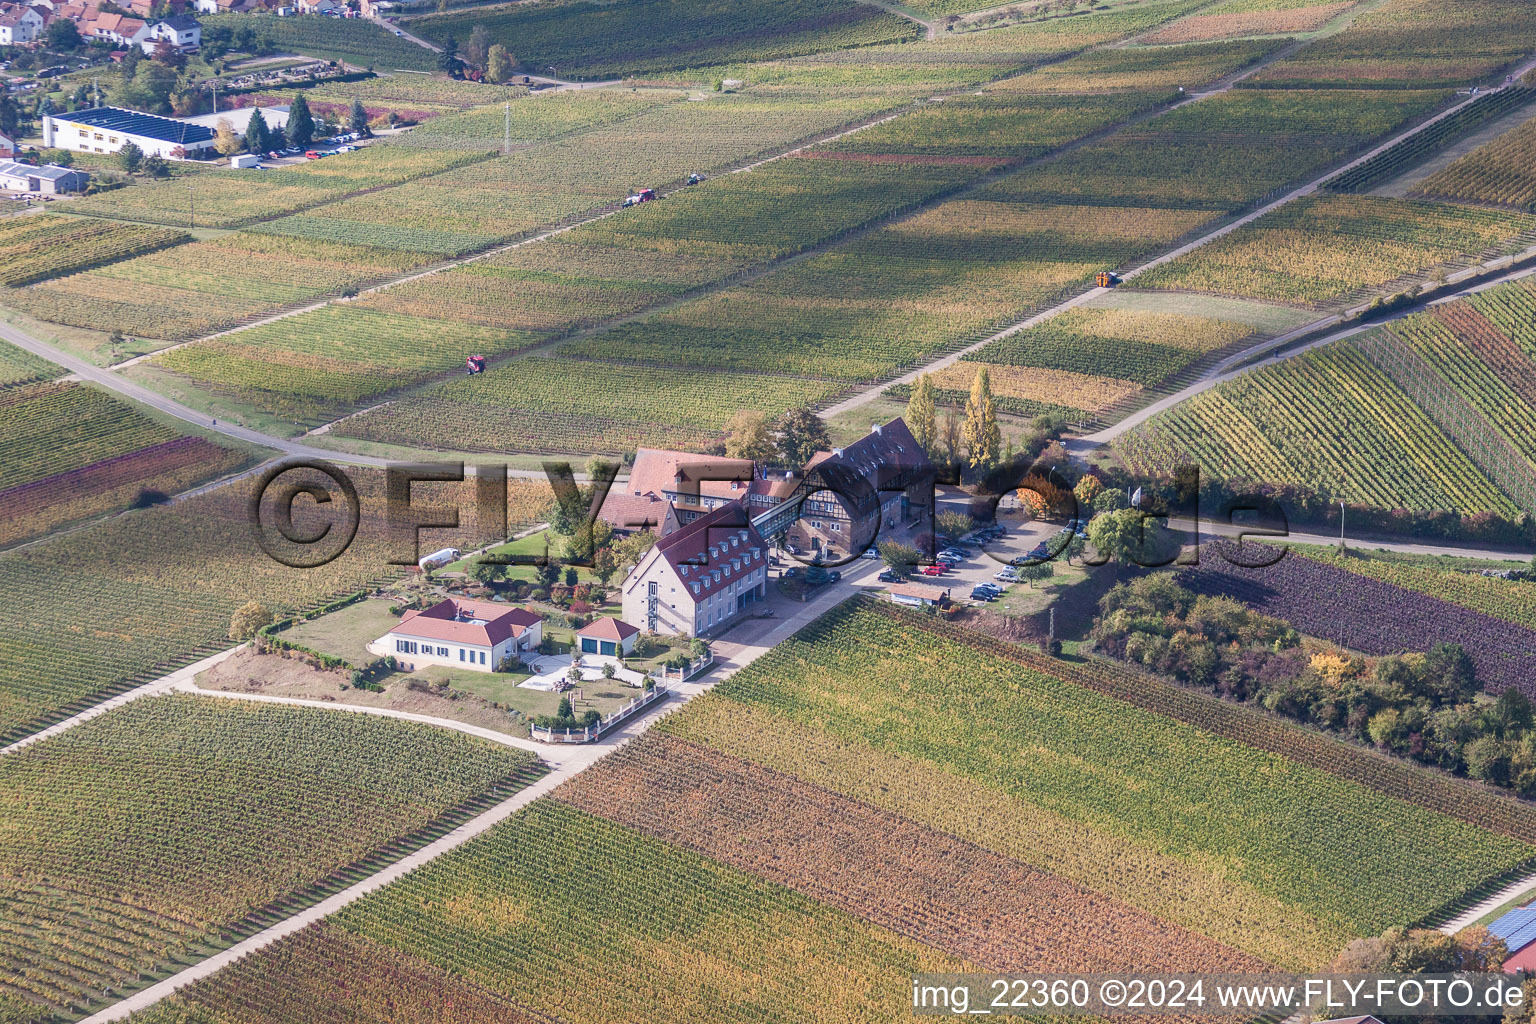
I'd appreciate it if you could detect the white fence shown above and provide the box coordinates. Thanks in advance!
[529,683,671,743]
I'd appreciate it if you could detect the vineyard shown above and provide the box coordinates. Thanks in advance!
[965,305,1256,386]
[0,467,488,743]
[1410,112,1536,209]
[1135,194,1536,307]
[1245,0,1536,88]
[1291,545,1536,633]
[64,144,491,229]
[557,731,1270,973]
[1177,555,1536,700]
[333,356,843,455]
[990,37,1280,92]
[0,380,249,545]
[0,215,187,286]
[890,361,1140,419]
[198,12,439,71]
[1138,2,1353,44]
[0,340,60,389]
[1114,341,1520,516]
[410,0,922,79]
[0,693,541,1022]
[1327,86,1536,194]
[6,231,424,344]
[661,601,1533,947]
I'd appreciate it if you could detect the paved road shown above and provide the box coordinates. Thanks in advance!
[76,564,877,1023]
[1439,873,1536,934]
[820,53,1536,422]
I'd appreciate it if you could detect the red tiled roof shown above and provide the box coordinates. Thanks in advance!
[655,500,764,570]
[597,490,673,533]
[626,448,755,504]
[577,617,639,641]
[888,581,948,601]
[391,598,540,647]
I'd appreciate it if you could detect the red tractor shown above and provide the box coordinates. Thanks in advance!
[466,354,487,375]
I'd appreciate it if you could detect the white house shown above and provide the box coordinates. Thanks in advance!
[0,5,43,43]
[887,580,949,608]
[44,106,217,159]
[376,597,543,673]
[0,160,89,193]
[621,501,769,637]
[0,132,16,159]
[143,13,201,50]
[576,617,639,658]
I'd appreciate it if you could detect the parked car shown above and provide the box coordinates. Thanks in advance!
[920,565,948,577]
[781,567,799,579]
[975,582,1002,595]
[969,588,997,602]
[877,569,900,583]
[861,546,881,559]
[993,569,1019,582]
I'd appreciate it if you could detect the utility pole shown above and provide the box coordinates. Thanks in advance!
[188,183,194,229]
[1339,499,1346,549]
[503,95,510,156]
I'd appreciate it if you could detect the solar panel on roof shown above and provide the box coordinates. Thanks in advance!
[56,106,214,145]
[1489,907,1536,953]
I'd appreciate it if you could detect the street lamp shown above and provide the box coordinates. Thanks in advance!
[188,183,194,229]
[1338,499,1346,549]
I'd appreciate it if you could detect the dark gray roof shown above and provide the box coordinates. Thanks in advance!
[158,14,200,28]
[55,105,214,145]
[0,160,81,181]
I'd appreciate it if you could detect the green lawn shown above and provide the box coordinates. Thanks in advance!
[446,530,609,586]
[283,598,401,666]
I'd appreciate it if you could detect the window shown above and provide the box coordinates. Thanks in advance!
[459,649,465,661]
[438,646,448,657]
[479,651,486,664]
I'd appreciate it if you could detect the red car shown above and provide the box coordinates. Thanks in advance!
[920,564,948,576]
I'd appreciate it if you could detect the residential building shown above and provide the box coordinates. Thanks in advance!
[0,132,16,158]
[0,5,43,42]
[621,501,769,637]
[596,490,680,539]
[783,418,934,561]
[376,597,542,673]
[192,0,252,13]
[44,106,217,159]
[0,160,88,193]
[576,617,639,658]
[143,13,200,50]
[616,447,805,530]
[81,10,148,45]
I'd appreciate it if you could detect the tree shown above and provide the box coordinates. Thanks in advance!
[774,405,829,466]
[536,560,560,588]
[0,96,19,140]
[229,600,273,640]
[1018,561,1054,587]
[213,117,242,156]
[723,409,773,461]
[463,23,492,66]
[348,95,370,137]
[1087,507,1168,566]
[935,510,973,541]
[487,43,516,83]
[938,410,961,465]
[120,43,142,77]
[563,566,578,587]
[962,365,1001,470]
[143,154,170,178]
[468,556,504,585]
[591,544,619,585]
[906,373,937,456]
[286,93,314,147]
[614,530,657,573]
[45,17,81,50]
[117,140,143,173]
[151,37,186,70]
[438,35,459,73]
[556,695,573,719]
[879,540,921,577]
[244,108,271,155]
[1073,474,1102,508]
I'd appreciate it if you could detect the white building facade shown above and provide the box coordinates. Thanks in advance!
[621,501,769,637]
